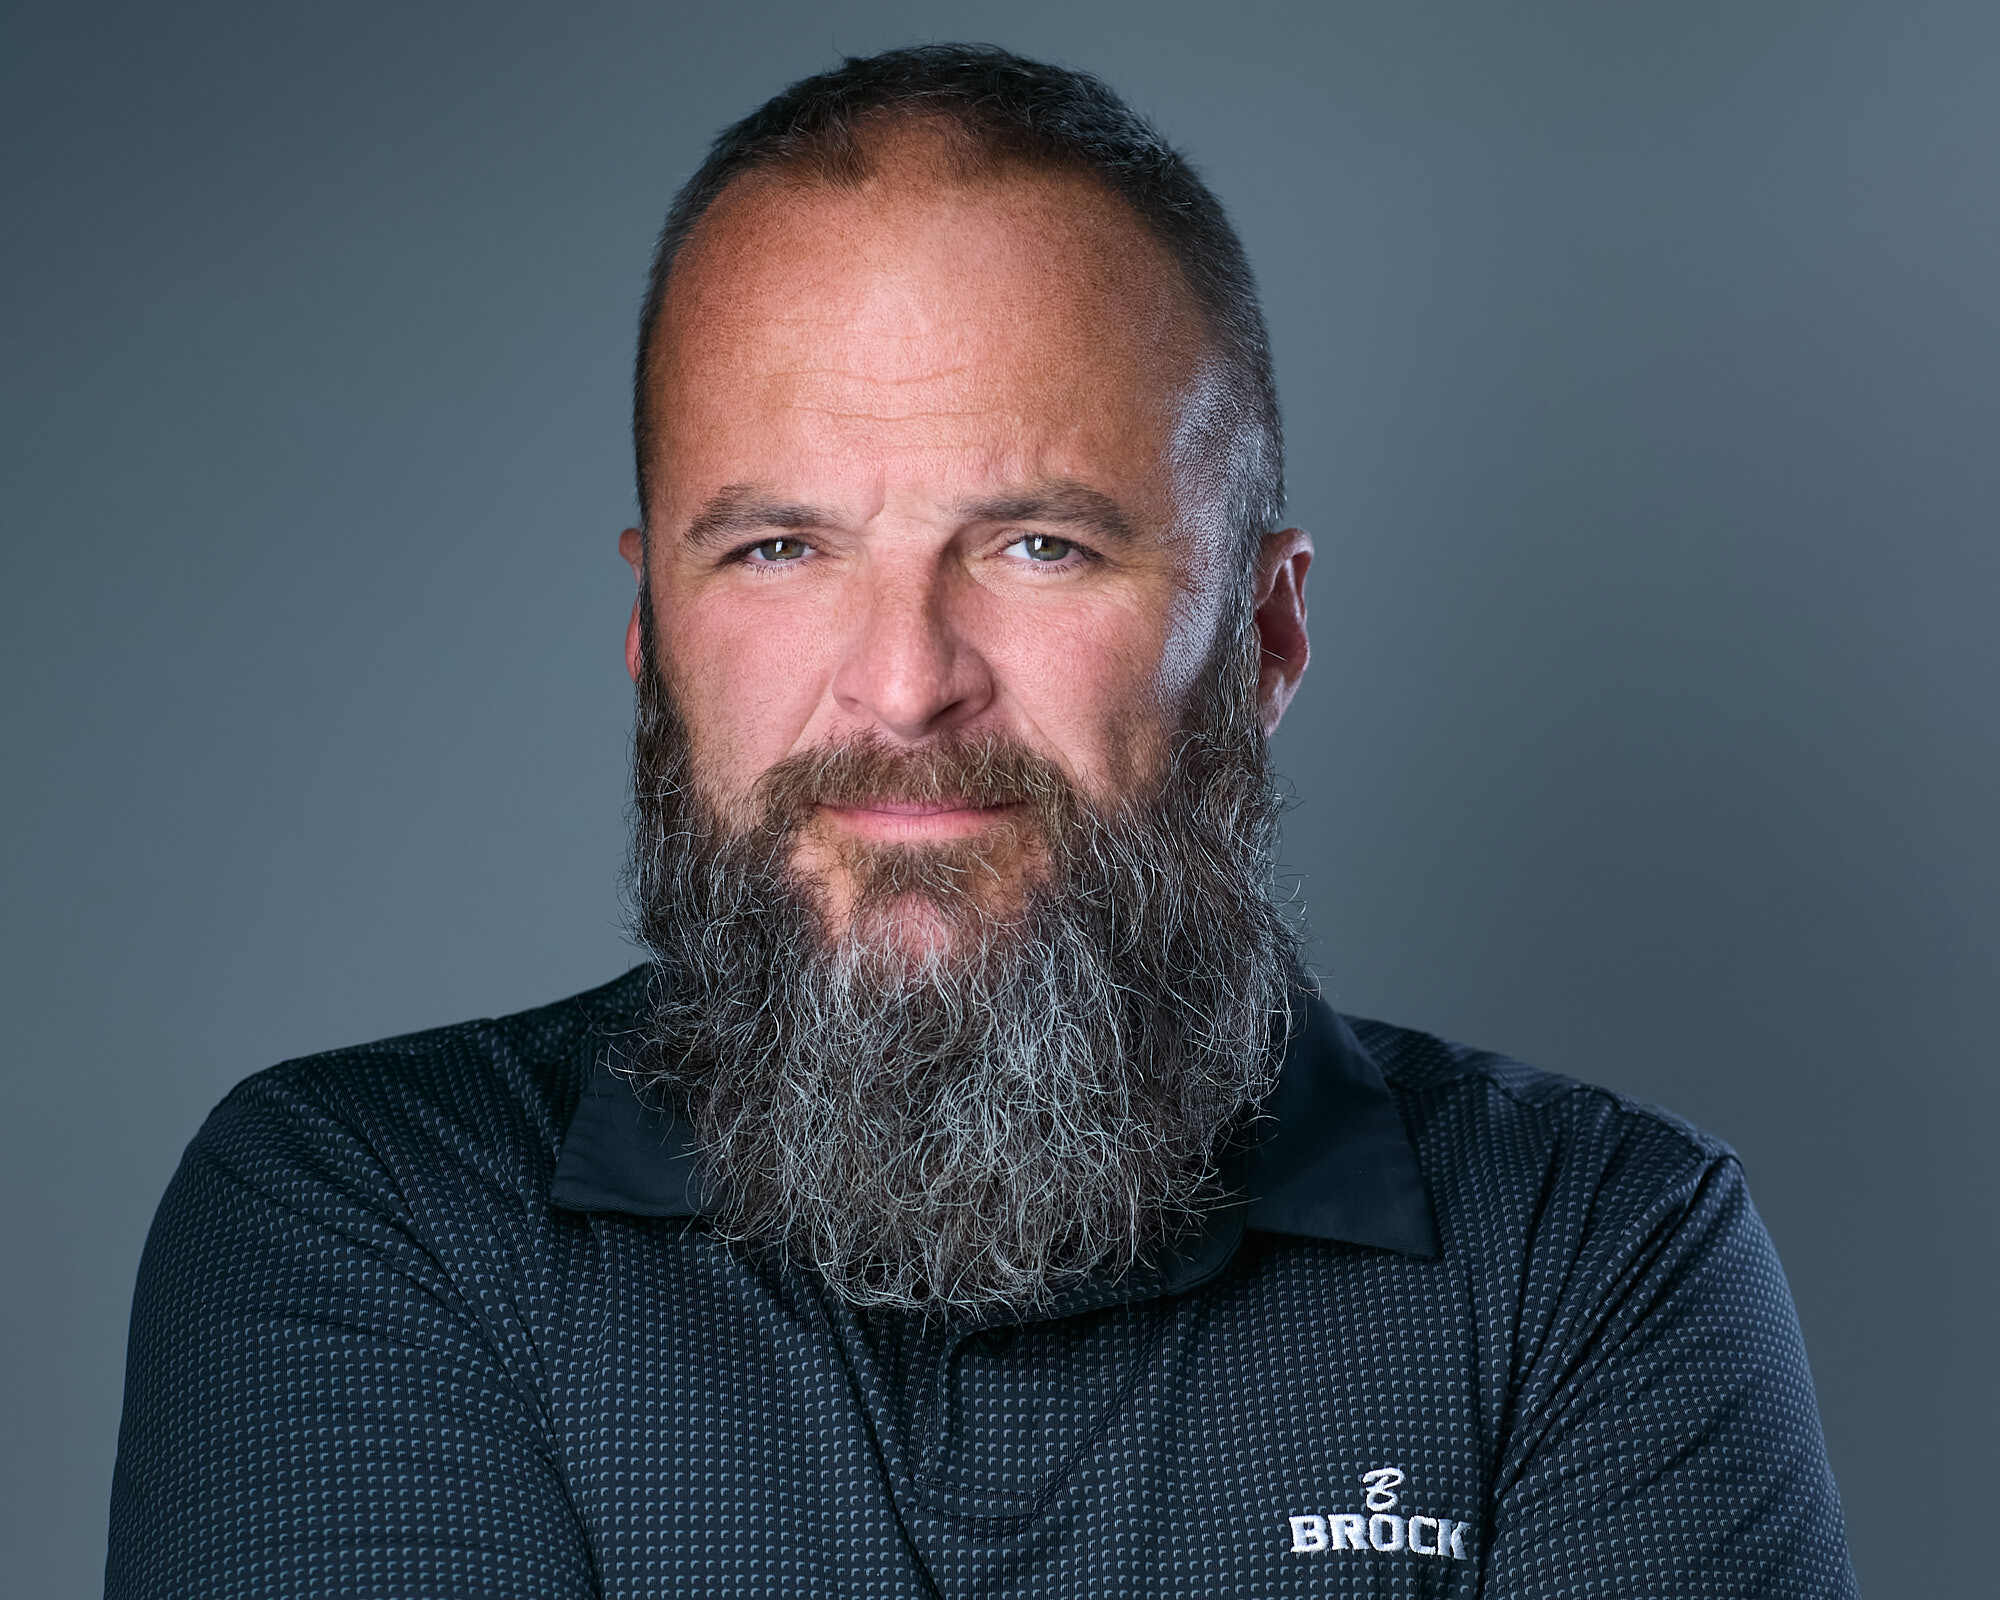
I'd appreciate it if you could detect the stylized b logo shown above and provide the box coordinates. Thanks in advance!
[1361,1467,1404,1513]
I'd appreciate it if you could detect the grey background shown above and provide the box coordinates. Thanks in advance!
[3,0,1992,1592]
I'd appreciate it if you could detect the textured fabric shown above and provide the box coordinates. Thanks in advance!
[107,965,1858,1597]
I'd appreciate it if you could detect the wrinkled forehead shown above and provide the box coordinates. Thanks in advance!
[641,151,1227,521]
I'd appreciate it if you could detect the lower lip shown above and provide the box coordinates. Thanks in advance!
[818,802,1023,840]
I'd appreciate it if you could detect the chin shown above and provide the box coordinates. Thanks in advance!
[847,898,966,965]
[797,841,1042,949]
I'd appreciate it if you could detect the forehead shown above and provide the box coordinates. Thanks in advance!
[645,151,1216,517]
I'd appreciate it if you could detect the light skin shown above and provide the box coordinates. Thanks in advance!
[619,141,1312,951]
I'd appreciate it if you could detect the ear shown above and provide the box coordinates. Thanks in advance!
[1252,527,1312,737]
[619,526,646,685]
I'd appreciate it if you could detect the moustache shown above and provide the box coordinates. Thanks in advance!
[743,727,1091,844]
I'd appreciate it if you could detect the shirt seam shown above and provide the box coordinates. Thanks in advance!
[1376,1055,1732,1170]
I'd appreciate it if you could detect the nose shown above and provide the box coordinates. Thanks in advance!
[829,562,996,741]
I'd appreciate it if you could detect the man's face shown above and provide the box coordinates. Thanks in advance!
[615,142,1312,1315]
[620,151,1276,958]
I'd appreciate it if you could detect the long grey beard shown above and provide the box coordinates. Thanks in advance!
[620,583,1304,1318]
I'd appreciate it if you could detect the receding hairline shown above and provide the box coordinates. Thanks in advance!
[634,114,1251,533]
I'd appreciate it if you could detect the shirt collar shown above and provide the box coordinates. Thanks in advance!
[551,965,1438,1263]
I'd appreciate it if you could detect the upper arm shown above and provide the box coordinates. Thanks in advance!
[106,1076,599,1600]
[1483,1151,1856,1599]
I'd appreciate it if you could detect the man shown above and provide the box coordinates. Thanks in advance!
[107,44,1857,1598]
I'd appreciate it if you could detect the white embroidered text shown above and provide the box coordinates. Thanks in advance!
[1286,1467,1474,1561]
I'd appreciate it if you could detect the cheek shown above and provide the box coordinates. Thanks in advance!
[992,596,1183,796]
[1156,589,1231,712]
[656,596,830,809]
[1098,585,1236,784]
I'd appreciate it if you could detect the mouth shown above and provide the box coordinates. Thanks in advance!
[816,800,1025,841]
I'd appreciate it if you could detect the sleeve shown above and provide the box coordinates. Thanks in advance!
[105,1073,599,1600]
[1482,1150,1859,1599]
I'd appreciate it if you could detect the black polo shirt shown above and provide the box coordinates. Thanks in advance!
[106,964,1857,1597]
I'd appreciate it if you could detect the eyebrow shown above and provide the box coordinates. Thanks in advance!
[953,481,1137,547]
[680,485,841,553]
[676,478,1141,553]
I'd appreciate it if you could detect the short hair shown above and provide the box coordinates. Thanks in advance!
[632,43,1284,570]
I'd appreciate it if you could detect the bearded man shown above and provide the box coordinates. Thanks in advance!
[107,44,1857,1600]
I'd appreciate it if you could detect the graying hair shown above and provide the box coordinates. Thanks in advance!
[618,578,1304,1317]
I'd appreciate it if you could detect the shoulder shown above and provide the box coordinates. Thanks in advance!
[1329,1019,1851,1593]
[185,964,652,1214]
[1351,1009,1733,1171]
[1344,1011,1748,1272]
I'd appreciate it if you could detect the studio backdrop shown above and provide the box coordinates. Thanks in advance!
[4,2,1995,1595]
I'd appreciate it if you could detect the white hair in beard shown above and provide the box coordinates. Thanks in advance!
[619,572,1305,1318]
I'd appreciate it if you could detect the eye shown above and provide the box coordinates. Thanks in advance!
[737,536,810,564]
[1003,533,1090,567]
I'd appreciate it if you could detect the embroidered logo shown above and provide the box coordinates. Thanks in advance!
[1286,1467,1475,1561]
